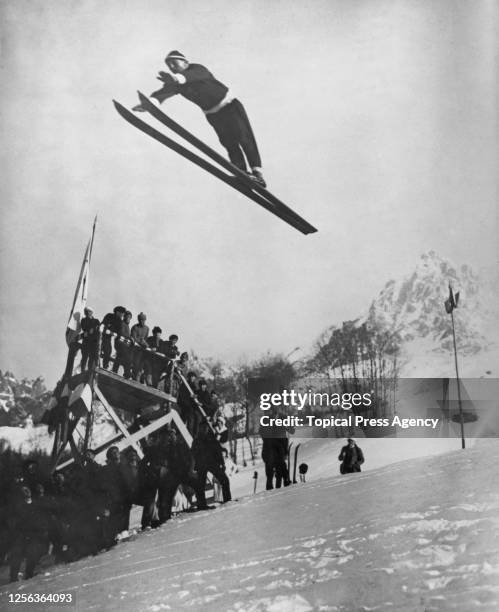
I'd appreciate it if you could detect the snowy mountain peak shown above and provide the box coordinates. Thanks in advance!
[369,251,489,355]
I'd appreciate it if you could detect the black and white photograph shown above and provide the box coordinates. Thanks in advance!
[1,1,498,610]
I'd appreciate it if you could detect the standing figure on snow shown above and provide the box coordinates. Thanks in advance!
[192,419,232,504]
[259,413,293,490]
[134,50,266,187]
[338,438,365,474]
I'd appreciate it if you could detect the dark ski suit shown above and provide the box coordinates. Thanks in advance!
[151,63,262,172]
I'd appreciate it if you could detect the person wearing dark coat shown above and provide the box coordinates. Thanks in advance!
[177,371,199,435]
[260,438,290,490]
[156,427,207,522]
[158,334,180,392]
[161,334,180,360]
[139,435,164,530]
[8,486,50,581]
[1,471,27,565]
[113,310,133,378]
[80,307,100,371]
[338,439,365,474]
[66,452,112,558]
[259,415,293,490]
[102,446,129,540]
[120,449,141,531]
[22,459,45,497]
[192,420,231,504]
[101,306,126,369]
[196,379,213,417]
[145,327,164,388]
[134,50,265,186]
[46,472,73,562]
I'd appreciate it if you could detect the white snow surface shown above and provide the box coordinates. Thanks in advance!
[1,436,498,611]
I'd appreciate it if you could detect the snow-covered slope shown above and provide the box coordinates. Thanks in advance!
[2,437,498,611]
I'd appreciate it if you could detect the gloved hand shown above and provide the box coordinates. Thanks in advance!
[157,71,176,85]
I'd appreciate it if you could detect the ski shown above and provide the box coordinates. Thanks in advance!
[136,92,318,235]
[114,100,312,234]
[292,443,301,484]
[287,441,294,472]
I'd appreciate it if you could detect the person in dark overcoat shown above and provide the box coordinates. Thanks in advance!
[259,414,292,490]
[156,427,207,522]
[338,438,365,474]
[113,311,133,378]
[102,446,129,540]
[8,486,50,581]
[196,379,212,417]
[101,306,126,369]
[144,327,165,388]
[80,306,100,371]
[139,435,164,530]
[192,420,231,504]
[46,472,73,562]
[120,448,141,531]
[66,451,112,558]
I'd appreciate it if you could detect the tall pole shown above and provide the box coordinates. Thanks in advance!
[450,299,465,449]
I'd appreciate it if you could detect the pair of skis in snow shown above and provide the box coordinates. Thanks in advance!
[113,93,317,235]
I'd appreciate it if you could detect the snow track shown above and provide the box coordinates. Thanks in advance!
[1,439,498,611]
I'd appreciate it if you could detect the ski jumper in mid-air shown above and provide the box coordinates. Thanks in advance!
[133,50,266,187]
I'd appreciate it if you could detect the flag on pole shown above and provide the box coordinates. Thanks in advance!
[66,217,97,346]
[444,284,460,314]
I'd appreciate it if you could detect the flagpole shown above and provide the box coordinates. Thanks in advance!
[88,215,97,265]
[449,283,465,449]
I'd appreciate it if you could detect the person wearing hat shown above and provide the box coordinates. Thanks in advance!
[133,50,266,187]
[80,307,100,372]
[161,333,180,360]
[338,438,365,474]
[131,312,150,381]
[101,306,126,369]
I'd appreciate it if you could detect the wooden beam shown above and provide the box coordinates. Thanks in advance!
[55,408,191,470]
[94,385,144,459]
[95,367,177,413]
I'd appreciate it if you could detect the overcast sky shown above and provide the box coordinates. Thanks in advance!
[0,0,497,385]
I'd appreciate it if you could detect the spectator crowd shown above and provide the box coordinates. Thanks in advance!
[69,305,190,389]
[1,310,236,584]
[1,411,233,583]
